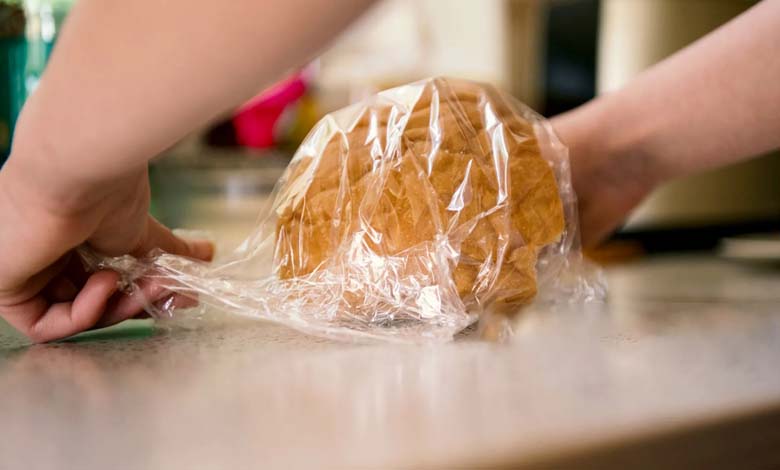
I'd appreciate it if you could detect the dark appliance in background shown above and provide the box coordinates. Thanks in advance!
[540,0,599,117]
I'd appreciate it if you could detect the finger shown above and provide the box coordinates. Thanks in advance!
[97,284,199,329]
[97,281,200,328]
[171,293,199,310]
[96,302,153,329]
[0,296,48,338]
[29,271,119,343]
[95,277,171,327]
[132,216,214,261]
[183,238,215,262]
[151,293,200,312]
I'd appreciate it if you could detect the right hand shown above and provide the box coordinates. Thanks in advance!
[551,103,663,247]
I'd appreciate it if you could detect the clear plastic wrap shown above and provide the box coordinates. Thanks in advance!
[83,77,604,343]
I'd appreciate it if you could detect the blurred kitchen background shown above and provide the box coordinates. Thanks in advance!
[0,0,776,259]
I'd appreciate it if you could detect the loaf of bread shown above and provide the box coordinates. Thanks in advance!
[274,77,565,316]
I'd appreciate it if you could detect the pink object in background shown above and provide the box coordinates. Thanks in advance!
[233,73,308,148]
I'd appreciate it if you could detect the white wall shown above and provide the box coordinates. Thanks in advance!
[316,0,509,108]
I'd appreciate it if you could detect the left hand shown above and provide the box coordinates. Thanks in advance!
[0,155,213,343]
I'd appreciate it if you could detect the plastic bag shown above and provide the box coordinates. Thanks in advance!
[83,77,604,343]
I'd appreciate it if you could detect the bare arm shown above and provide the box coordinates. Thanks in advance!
[8,0,375,208]
[552,0,780,246]
[0,0,375,341]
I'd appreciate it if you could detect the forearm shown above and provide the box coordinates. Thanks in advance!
[559,0,780,183]
[552,0,780,245]
[4,0,374,210]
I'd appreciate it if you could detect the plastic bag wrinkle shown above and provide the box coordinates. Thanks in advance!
[82,77,604,343]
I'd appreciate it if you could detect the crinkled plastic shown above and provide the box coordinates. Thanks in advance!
[83,77,604,343]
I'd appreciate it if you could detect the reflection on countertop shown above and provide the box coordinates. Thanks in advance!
[2,255,780,469]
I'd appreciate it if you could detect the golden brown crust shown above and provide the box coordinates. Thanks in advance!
[275,79,565,314]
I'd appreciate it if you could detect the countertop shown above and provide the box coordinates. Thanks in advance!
[2,255,780,469]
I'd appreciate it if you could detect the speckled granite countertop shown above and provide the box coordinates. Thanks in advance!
[2,255,780,469]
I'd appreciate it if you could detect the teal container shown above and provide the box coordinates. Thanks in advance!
[0,0,71,167]
[0,2,26,165]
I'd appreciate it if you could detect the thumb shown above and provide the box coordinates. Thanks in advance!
[132,215,214,261]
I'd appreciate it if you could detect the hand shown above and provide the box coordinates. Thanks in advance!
[0,157,213,343]
[551,100,663,247]
[550,1,780,247]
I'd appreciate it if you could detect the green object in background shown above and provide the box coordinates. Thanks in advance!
[0,37,25,163]
[0,1,26,165]
[0,0,72,167]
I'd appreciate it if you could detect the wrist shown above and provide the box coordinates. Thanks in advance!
[0,158,94,255]
[566,93,667,194]
[551,94,666,245]
[4,124,116,217]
